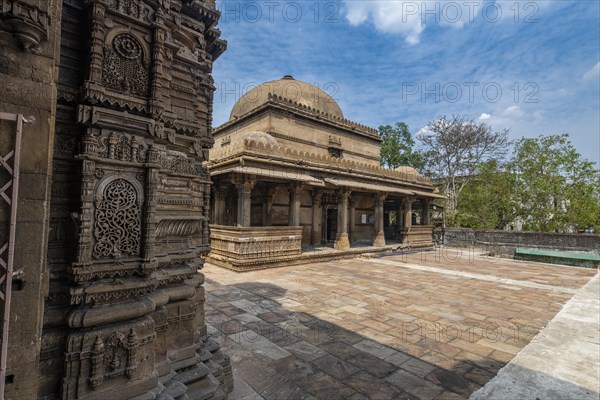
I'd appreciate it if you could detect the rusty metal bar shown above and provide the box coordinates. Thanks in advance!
[0,112,24,400]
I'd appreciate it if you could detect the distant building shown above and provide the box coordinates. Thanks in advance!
[207,76,444,270]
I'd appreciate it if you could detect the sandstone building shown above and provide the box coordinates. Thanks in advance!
[0,1,231,399]
[207,76,443,270]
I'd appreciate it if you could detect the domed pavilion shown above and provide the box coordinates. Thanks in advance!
[207,76,443,270]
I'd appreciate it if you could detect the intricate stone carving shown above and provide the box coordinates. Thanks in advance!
[93,179,141,259]
[37,0,231,398]
[89,330,139,389]
[102,33,149,97]
[54,135,79,158]
[159,152,208,177]
[95,132,146,162]
[0,0,49,52]
[105,0,154,22]
[156,219,202,238]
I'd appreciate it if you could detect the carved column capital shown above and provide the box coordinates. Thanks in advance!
[312,190,323,205]
[338,189,352,200]
[375,192,387,205]
[289,182,303,194]
[236,180,255,192]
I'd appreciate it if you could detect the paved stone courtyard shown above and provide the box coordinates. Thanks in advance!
[203,248,598,400]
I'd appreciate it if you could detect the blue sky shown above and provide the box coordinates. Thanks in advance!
[211,1,600,164]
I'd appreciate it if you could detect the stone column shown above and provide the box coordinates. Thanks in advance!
[288,183,302,226]
[422,198,431,226]
[396,200,403,238]
[261,186,276,226]
[213,186,227,225]
[236,180,254,227]
[311,190,323,246]
[348,197,356,244]
[402,198,413,244]
[334,190,351,250]
[373,193,387,247]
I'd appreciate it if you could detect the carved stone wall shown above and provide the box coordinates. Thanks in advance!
[29,0,229,399]
[208,225,303,269]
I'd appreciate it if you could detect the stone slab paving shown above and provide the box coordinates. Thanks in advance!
[203,248,598,400]
[470,272,600,399]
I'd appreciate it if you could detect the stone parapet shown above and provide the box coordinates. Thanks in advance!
[209,225,302,268]
[444,228,600,255]
[403,225,435,247]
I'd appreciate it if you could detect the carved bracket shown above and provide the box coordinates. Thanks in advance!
[0,0,49,52]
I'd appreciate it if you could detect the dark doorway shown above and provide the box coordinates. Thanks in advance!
[326,208,337,243]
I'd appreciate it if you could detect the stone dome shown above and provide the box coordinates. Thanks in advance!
[238,131,278,147]
[230,75,344,120]
[394,166,420,175]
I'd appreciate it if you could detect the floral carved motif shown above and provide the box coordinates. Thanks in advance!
[93,179,141,259]
[102,33,149,97]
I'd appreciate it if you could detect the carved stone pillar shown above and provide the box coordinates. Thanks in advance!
[288,183,302,226]
[202,182,211,250]
[348,197,356,244]
[236,180,254,227]
[311,190,323,246]
[143,160,159,269]
[402,198,413,244]
[422,198,431,226]
[213,186,227,225]
[262,186,276,226]
[404,198,413,231]
[373,193,387,247]
[396,200,403,238]
[334,190,351,250]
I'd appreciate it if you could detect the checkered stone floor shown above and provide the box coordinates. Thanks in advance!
[202,248,597,400]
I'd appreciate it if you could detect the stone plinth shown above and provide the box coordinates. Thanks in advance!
[208,225,302,270]
[402,226,434,247]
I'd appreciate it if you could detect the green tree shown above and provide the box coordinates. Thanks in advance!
[417,115,511,221]
[511,134,600,232]
[379,122,424,170]
[456,160,516,229]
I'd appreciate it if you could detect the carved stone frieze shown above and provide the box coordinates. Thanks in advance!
[70,284,156,306]
[96,0,154,23]
[156,218,202,237]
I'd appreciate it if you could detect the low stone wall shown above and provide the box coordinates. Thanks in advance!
[208,225,303,269]
[444,228,600,256]
[404,225,434,246]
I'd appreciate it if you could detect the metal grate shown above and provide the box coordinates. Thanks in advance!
[0,112,24,399]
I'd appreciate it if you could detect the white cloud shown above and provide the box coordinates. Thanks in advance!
[479,113,492,120]
[502,105,524,118]
[583,62,600,81]
[344,2,414,43]
[344,1,425,44]
[417,125,434,136]
[343,0,570,42]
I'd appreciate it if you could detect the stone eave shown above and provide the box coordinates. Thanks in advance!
[208,148,435,192]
